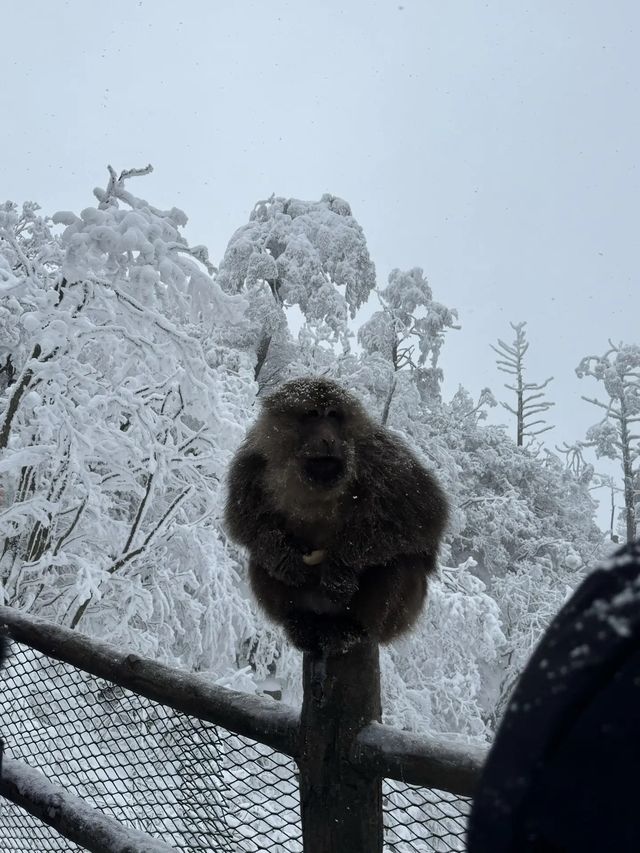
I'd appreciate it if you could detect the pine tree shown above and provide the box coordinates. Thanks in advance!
[491,321,554,447]
[577,342,640,542]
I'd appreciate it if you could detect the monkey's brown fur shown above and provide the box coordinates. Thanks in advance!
[225,377,448,654]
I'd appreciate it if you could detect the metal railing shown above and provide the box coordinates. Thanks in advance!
[0,607,484,852]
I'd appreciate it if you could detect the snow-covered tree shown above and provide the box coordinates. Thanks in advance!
[380,558,505,742]
[217,194,376,388]
[576,341,640,542]
[0,167,257,670]
[491,321,555,447]
[332,282,602,735]
[357,267,458,422]
[0,169,608,748]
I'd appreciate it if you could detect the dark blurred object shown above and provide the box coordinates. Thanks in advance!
[468,538,640,853]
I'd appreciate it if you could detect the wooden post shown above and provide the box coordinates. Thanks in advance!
[298,640,383,853]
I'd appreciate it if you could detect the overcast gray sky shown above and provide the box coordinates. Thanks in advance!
[2,0,638,524]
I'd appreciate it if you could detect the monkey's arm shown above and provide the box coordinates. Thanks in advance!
[281,553,433,653]
[350,552,434,643]
[339,430,449,570]
[254,529,315,587]
[225,447,271,546]
[225,447,314,586]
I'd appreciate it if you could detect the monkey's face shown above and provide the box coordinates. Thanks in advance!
[297,406,347,489]
[258,378,365,509]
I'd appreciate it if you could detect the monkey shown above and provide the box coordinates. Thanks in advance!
[224,377,449,655]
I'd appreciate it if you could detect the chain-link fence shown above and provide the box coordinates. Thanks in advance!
[0,643,470,852]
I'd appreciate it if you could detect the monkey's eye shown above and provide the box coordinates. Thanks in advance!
[327,409,343,422]
[303,409,320,420]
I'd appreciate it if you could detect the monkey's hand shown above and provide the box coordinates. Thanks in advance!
[256,530,314,587]
[302,549,327,566]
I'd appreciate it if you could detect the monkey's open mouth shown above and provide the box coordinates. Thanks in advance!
[304,457,344,485]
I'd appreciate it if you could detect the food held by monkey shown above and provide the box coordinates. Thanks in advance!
[224,377,448,654]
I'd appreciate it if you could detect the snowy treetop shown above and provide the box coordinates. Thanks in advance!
[217,193,376,347]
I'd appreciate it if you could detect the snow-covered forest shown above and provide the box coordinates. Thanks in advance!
[2,165,638,746]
